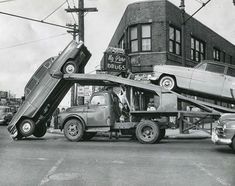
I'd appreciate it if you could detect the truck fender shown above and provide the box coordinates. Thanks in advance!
[62,114,86,130]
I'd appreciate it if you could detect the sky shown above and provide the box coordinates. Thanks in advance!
[0,0,235,101]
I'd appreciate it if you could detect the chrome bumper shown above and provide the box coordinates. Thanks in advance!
[211,129,232,145]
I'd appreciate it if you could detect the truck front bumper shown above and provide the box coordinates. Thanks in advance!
[211,129,232,145]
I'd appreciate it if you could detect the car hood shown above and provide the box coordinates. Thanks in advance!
[60,105,88,114]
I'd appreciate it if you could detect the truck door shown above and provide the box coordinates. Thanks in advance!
[190,63,225,96]
[86,93,111,127]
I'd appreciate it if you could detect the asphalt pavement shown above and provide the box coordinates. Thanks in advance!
[0,125,234,186]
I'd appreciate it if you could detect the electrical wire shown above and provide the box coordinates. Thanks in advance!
[0,11,72,29]
[41,1,67,21]
[0,33,68,50]
[183,0,212,24]
[66,0,77,24]
[0,0,14,3]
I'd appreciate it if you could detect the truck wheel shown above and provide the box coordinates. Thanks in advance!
[62,61,77,74]
[33,124,47,138]
[159,76,176,90]
[135,120,160,144]
[231,137,235,152]
[82,132,97,141]
[64,119,84,142]
[18,119,35,137]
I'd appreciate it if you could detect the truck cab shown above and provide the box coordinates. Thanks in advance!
[58,90,121,141]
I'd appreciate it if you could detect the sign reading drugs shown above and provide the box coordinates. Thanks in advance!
[103,47,127,72]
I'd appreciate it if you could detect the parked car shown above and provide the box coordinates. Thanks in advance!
[0,106,13,125]
[212,113,235,151]
[149,60,235,101]
[7,40,91,139]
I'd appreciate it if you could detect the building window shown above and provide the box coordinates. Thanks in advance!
[129,24,152,53]
[130,26,138,52]
[213,48,221,61]
[229,55,233,64]
[190,37,205,62]
[221,51,226,62]
[141,24,151,51]
[118,36,125,49]
[169,26,181,55]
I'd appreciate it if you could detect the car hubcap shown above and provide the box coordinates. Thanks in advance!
[68,124,79,136]
[22,123,31,133]
[66,64,75,73]
[162,78,173,90]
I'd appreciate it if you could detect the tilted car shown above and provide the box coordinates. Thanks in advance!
[212,113,235,151]
[149,60,235,101]
[7,40,91,139]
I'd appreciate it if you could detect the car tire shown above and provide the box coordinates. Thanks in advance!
[135,120,160,144]
[64,119,84,142]
[18,119,35,137]
[82,132,97,141]
[62,61,77,74]
[159,75,176,90]
[33,124,47,138]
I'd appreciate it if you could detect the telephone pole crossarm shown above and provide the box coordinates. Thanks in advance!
[65,8,98,13]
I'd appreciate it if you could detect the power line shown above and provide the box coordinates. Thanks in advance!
[0,0,14,3]
[183,0,212,24]
[0,33,68,50]
[66,0,77,24]
[0,11,72,29]
[42,1,67,21]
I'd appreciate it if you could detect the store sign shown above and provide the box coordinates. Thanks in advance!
[104,47,127,72]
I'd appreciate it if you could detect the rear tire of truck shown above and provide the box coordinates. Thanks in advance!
[135,120,160,144]
[159,75,176,90]
[64,119,84,142]
[159,129,166,141]
[33,124,47,138]
[18,119,35,137]
[231,137,235,152]
[82,132,97,141]
[62,61,77,74]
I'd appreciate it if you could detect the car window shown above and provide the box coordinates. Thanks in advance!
[34,65,47,80]
[90,95,106,105]
[227,67,235,77]
[205,63,225,74]
[195,63,207,70]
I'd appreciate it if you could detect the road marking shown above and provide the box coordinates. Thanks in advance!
[39,157,64,186]
[192,162,231,186]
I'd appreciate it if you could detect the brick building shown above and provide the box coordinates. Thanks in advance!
[104,0,235,73]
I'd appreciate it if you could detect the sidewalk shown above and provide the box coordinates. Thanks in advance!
[47,128,211,139]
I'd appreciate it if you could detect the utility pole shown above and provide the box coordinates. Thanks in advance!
[65,0,97,106]
[180,0,186,67]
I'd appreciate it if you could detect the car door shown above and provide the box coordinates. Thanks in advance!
[222,67,235,100]
[190,63,225,96]
[86,94,111,127]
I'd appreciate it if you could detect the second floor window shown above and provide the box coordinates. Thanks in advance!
[213,48,221,61]
[169,26,181,55]
[129,24,152,53]
[191,37,205,62]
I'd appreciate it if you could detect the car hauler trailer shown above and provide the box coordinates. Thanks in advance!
[59,73,235,144]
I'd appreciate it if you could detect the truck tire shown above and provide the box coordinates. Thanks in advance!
[159,129,166,141]
[18,119,35,137]
[159,75,176,90]
[33,124,47,138]
[231,137,235,152]
[82,132,97,141]
[135,120,160,144]
[64,119,84,142]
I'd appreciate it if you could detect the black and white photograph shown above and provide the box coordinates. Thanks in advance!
[0,0,235,185]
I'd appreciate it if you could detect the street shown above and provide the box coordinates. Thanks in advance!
[0,125,234,186]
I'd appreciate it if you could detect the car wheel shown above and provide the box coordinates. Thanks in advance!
[82,132,97,141]
[64,119,84,142]
[159,76,176,90]
[18,119,35,137]
[62,61,77,74]
[135,120,160,144]
[33,124,47,138]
